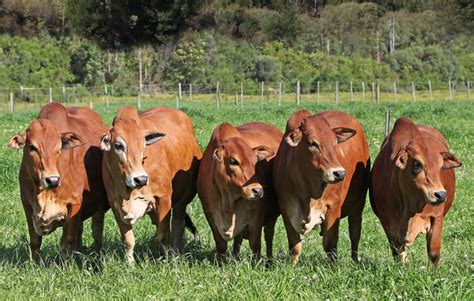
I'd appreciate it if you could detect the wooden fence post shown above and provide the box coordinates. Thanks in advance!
[350,81,353,102]
[49,87,53,103]
[176,96,179,109]
[296,81,301,105]
[178,82,182,102]
[393,82,397,102]
[385,108,391,137]
[189,84,193,101]
[412,82,416,103]
[216,82,220,109]
[261,81,264,108]
[240,83,244,108]
[9,91,14,113]
[278,82,282,107]
[335,81,339,104]
[376,81,380,104]
[362,81,365,102]
[468,81,471,101]
[428,80,433,102]
[449,80,452,100]
[317,81,320,105]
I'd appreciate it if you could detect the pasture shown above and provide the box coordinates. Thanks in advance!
[0,99,472,299]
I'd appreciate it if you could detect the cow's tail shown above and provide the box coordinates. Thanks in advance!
[185,213,200,242]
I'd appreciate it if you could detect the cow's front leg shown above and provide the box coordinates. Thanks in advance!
[24,203,42,262]
[282,214,302,266]
[171,201,186,253]
[60,204,82,256]
[427,217,444,267]
[322,208,341,261]
[111,205,135,264]
[248,226,262,262]
[91,210,105,253]
[155,195,172,254]
[210,225,228,264]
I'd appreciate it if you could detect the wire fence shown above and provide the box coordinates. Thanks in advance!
[0,80,471,113]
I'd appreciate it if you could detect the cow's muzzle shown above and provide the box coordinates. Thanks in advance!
[43,175,61,189]
[323,168,346,184]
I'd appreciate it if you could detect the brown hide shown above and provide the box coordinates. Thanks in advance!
[370,117,461,266]
[8,102,109,260]
[101,106,202,263]
[197,122,282,260]
[273,110,370,265]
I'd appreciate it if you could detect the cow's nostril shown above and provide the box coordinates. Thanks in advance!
[45,176,60,188]
[434,191,447,202]
[332,169,346,180]
[251,187,264,198]
[133,175,148,186]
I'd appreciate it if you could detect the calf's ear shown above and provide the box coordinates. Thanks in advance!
[253,145,275,162]
[441,152,462,169]
[285,129,302,147]
[145,132,165,145]
[8,133,26,149]
[61,132,84,150]
[394,150,408,169]
[100,133,111,151]
[213,147,224,162]
[333,127,356,143]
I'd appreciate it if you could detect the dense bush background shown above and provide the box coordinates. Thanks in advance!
[0,1,472,93]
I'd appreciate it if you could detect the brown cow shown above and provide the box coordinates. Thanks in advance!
[7,102,109,261]
[273,110,370,265]
[370,117,461,266]
[100,106,202,263]
[197,122,282,261]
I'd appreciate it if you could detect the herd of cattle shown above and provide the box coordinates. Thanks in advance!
[7,102,462,267]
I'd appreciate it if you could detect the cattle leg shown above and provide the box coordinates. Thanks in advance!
[91,210,105,253]
[232,234,244,259]
[427,217,443,267]
[60,205,82,256]
[248,227,262,262]
[76,222,84,251]
[322,211,340,261]
[156,205,172,254]
[210,226,227,264]
[185,213,200,242]
[264,219,276,258]
[171,203,186,253]
[111,206,135,263]
[24,204,42,262]
[282,215,302,266]
[348,214,362,262]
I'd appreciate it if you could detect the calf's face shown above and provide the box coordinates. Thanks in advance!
[286,116,355,185]
[100,118,164,225]
[394,141,461,205]
[212,137,273,240]
[8,120,84,235]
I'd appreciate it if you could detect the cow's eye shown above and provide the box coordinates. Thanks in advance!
[114,142,125,152]
[29,145,37,152]
[229,158,239,166]
[308,140,319,149]
[412,160,423,175]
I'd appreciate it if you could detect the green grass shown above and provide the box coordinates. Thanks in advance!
[0,99,472,299]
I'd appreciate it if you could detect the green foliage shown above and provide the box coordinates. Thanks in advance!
[70,41,105,86]
[0,34,73,88]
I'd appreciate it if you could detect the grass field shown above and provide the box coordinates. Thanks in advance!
[0,99,472,299]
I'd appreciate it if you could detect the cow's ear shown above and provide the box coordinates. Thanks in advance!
[8,133,26,149]
[213,147,224,162]
[333,127,356,143]
[441,152,462,169]
[253,145,275,162]
[100,133,111,151]
[61,132,84,150]
[285,129,302,147]
[145,132,165,145]
[395,150,408,169]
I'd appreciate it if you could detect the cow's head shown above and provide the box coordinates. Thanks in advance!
[8,119,84,235]
[100,106,163,224]
[212,137,274,240]
[393,140,461,205]
[285,114,355,187]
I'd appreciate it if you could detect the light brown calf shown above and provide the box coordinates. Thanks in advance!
[8,102,109,261]
[197,122,282,261]
[273,110,370,265]
[370,117,461,266]
[100,106,201,263]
